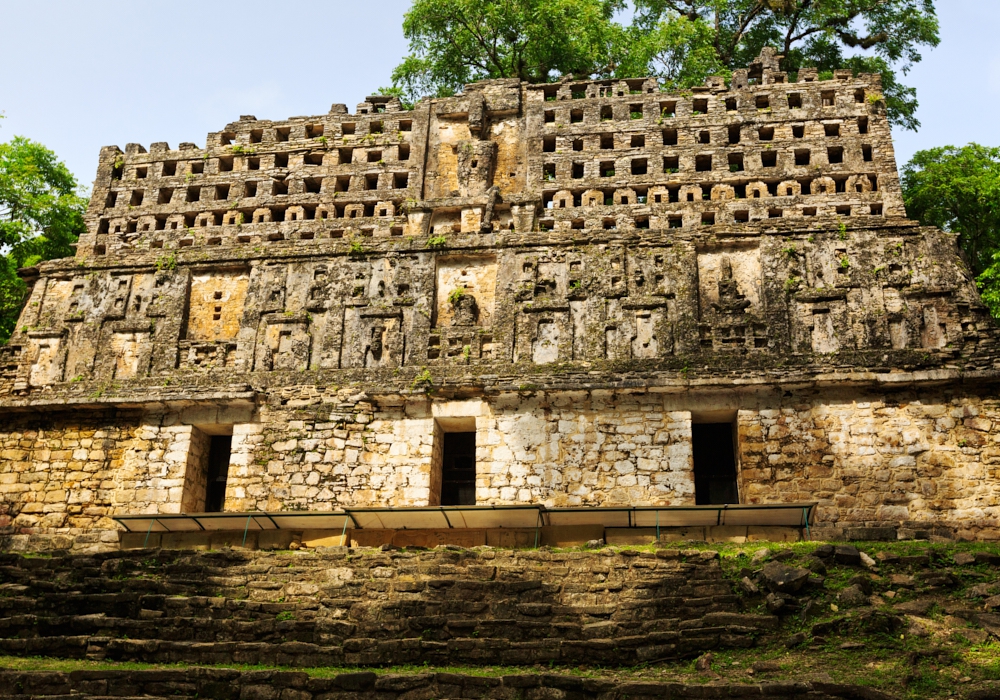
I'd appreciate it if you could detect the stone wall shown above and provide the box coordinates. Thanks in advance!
[0,411,136,549]
[0,669,899,700]
[0,547,766,668]
[2,49,1000,546]
[5,382,1000,543]
[737,388,1000,539]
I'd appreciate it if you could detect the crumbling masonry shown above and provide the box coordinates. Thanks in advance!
[3,49,1000,550]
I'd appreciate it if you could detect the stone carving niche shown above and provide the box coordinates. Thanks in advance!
[428,255,498,363]
[697,246,768,350]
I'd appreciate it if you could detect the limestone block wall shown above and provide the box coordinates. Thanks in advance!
[214,384,1000,538]
[5,384,1000,543]
[736,389,1000,538]
[223,392,695,511]
[0,411,137,545]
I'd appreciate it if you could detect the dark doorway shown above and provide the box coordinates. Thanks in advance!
[441,432,476,505]
[692,423,739,505]
[205,435,233,512]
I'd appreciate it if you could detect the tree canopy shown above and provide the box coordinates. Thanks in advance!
[389,0,939,130]
[901,144,1000,317]
[0,135,87,343]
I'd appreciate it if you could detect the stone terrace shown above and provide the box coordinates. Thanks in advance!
[0,547,772,668]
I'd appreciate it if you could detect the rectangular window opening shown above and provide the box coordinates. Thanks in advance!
[693,422,739,505]
[440,431,476,506]
[204,434,233,513]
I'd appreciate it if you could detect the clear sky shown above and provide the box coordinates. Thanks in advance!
[1,0,996,192]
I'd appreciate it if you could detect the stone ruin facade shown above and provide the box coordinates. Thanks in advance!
[2,49,999,549]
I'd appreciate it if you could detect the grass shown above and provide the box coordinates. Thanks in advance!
[2,640,998,697]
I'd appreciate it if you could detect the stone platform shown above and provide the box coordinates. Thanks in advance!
[0,547,774,668]
[0,668,901,699]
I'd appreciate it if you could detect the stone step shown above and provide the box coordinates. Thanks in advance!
[0,623,759,667]
[0,608,771,645]
[0,668,886,699]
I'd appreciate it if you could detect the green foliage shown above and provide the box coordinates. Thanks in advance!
[976,253,1000,320]
[630,0,938,130]
[427,234,447,248]
[388,0,938,131]
[902,144,1000,277]
[349,239,365,255]
[389,0,620,102]
[0,136,86,343]
[411,368,434,391]
[154,254,178,272]
[447,287,465,304]
[375,86,415,111]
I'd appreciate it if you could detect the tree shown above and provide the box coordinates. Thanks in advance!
[390,0,621,100]
[901,144,1000,317]
[390,0,939,131]
[0,136,87,343]
[628,0,939,130]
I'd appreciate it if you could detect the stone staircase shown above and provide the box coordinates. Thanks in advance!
[0,546,777,667]
[0,668,898,700]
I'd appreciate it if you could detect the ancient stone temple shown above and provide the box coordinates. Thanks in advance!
[1,48,998,551]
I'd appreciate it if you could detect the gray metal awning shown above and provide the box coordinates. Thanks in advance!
[113,502,816,534]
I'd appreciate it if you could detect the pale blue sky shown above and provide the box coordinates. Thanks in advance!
[1,0,996,192]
